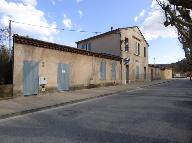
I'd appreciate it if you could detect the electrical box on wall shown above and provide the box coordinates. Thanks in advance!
[39,77,48,85]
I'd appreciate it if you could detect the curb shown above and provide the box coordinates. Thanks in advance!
[0,80,169,120]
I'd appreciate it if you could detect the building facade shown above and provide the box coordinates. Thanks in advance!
[148,64,173,80]
[13,35,122,96]
[76,26,149,84]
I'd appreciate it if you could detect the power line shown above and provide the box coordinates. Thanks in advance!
[11,20,101,34]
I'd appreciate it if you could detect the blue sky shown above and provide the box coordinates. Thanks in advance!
[0,0,185,64]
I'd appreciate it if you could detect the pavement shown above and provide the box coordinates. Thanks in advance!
[0,80,170,120]
[0,79,191,143]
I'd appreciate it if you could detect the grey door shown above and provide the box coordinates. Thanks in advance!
[144,67,147,80]
[126,65,129,83]
[58,63,70,91]
[23,61,39,96]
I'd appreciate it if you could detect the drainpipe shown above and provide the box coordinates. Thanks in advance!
[119,32,123,84]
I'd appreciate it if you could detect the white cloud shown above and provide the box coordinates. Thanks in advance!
[0,0,58,41]
[151,0,156,8]
[139,9,145,17]
[134,9,145,22]
[78,10,83,18]
[62,14,72,29]
[134,16,138,22]
[22,0,37,6]
[140,0,177,41]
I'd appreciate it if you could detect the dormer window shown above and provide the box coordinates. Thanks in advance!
[81,44,85,50]
[81,43,91,51]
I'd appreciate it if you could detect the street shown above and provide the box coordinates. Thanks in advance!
[0,79,191,143]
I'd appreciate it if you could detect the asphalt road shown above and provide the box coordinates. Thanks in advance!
[0,79,192,143]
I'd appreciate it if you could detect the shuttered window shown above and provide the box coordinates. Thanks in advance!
[125,38,129,51]
[87,43,91,51]
[136,66,140,80]
[100,60,106,80]
[135,42,137,54]
[112,61,116,80]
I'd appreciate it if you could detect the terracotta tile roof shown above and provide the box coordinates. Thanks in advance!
[13,34,122,61]
[148,64,161,68]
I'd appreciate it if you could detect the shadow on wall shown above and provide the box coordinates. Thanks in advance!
[0,84,12,98]
[0,47,13,85]
[0,46,13,98]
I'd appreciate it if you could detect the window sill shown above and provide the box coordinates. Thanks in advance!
[134,53,141,56]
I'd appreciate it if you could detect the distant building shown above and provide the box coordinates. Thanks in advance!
[76,26,149,84]
[148,64,172,80]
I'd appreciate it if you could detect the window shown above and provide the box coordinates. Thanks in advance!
[85,44,88,50]
[100,61,106,80]
[87,43,91,51]
[134,42,140,56]
[82,43,91,51]
[125,38,129,51]
[144,47,146,57]
[112,61,116,80]
[138,43,140,55]
[135,42,137,54]
[136,66,140,80]
[144,67,147,80]
[81,44,85,50]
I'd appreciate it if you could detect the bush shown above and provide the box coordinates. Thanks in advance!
[0,45,13,85]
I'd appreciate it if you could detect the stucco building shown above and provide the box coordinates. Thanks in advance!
[160,68,173,80]
[148,64,173,80]
[13,35,122,96]
[76,26,149,84]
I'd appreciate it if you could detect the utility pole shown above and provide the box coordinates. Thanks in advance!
[8,20,12,50]
[154,57,156,65]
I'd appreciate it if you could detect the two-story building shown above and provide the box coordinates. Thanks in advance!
[76,26,149,84]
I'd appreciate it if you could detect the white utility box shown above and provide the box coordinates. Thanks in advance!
[39,77,48,85]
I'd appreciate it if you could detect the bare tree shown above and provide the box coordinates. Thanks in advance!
[156,0,192,64]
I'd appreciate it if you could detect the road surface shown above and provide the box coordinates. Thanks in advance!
[0,79,191,143]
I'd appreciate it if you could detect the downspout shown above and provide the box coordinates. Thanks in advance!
[119,31,123,84]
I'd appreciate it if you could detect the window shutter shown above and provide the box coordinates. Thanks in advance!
[100,61,103,80]
[136,66,140,79]
[100,61,106,80]
[88,43,91,51]
[103,61,106,80]
[112,62,116,80]
[138,43,140,55]
[135,42,137,55]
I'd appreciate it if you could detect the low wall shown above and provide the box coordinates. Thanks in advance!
[0,84,12,98]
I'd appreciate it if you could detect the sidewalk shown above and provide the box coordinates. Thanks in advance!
[0,80,171,119]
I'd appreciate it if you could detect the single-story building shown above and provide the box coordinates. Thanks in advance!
[148,64,173,80]
[13,35,122,96]
[148,64,161,81]
[160,68,173,80]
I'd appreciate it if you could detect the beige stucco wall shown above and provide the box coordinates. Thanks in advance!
[148,67,172,80]
[120,28,149,83]
[77,33,121,56]
[161,69,172,80]
[77,27,149,84]
[13,43,121,96]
